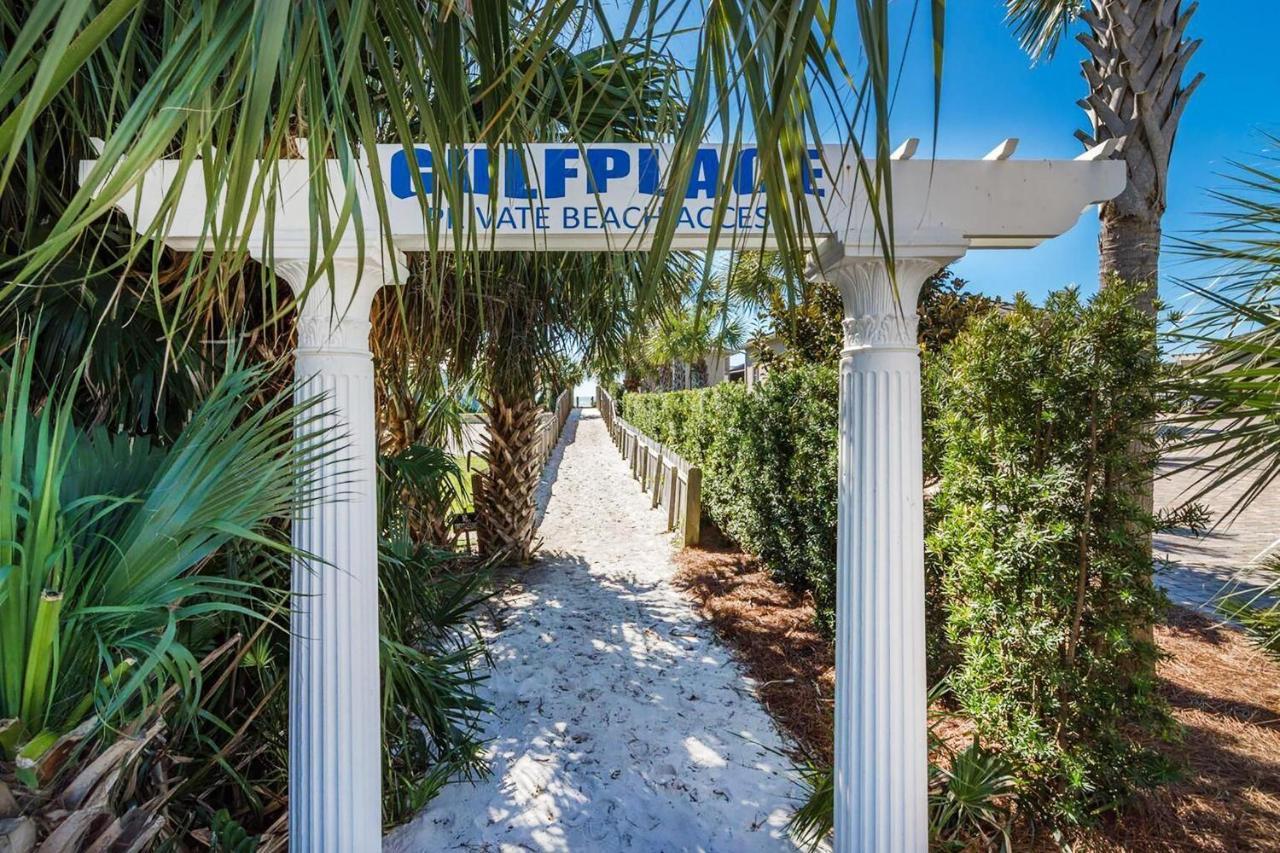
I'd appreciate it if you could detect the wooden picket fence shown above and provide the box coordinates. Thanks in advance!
[598,385,617,433]
[536,389,573,469]
[597,387,701,546]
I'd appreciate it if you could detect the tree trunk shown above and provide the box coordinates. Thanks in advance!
[1077,0,1202,308]
[1099,212,1161,315]
[690,358,708,388]
[474,389,542,562]
[656,364,673,391]
[1078,0,1201,650]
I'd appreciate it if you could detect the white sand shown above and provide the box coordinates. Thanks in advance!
[386,410,805,852]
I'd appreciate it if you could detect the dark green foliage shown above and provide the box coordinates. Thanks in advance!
[0,344,491,841]
[377,445,491,822]
[210,809,259,853]
[1215,554,1280,665]
[917,269,1003,355]
[377,541,492,823]
[930,739,1015,851]
[787,758,835,851]
[751,268,998,373]
[0,342,328,743]
[927,283,1176,827]
[752,279,845,371]
[158,445,493,838]
[790,686,1016,851]
[625,365,840,632]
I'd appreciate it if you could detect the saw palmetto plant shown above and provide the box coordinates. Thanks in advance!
[1170,138,1280,516]
[1,0,939,568]
[0,337,337,847]
[1168,139,1280,656]
[0,0,922,331]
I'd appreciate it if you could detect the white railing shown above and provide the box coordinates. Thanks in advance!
[603,404,702,546]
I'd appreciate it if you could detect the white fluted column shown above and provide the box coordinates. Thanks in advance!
[273,255,401,852]
[825,255,946,852]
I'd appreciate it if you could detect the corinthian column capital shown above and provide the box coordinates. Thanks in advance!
[268,253,407,356]
[819,256,948,353]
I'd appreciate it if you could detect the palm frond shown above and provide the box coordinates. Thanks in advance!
[1166,136,1280,520]
[1003,0,1084,60]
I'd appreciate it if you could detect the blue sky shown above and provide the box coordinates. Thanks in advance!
[862,0,1278,305]
[581,1,1276,394]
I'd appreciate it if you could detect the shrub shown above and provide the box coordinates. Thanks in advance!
[624,365,840,631]
[927,284,1175,827]
[0,334,494,846]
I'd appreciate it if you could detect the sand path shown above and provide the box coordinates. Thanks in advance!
[386,409,803,852]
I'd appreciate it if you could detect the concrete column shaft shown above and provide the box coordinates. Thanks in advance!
[274,256,400,852]
[827,256,943,853]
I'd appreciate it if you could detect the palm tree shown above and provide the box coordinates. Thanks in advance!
[446,249,694,560]
[1005,0,1203,313]
[1,0,912,345]
[1171,139,1280,514]
[2,0,933,565]
[644,289,747,390]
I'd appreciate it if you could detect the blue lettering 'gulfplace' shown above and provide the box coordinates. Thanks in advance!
[388,145,825,201]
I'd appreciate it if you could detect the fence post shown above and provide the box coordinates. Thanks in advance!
[682,465,701,546]
[666,458,679,531]
[650,450,663,509]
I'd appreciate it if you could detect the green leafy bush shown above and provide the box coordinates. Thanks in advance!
[377,445,493,822]
[624,365,840,631]
[927,284,1175,827]
[0,334,494,844]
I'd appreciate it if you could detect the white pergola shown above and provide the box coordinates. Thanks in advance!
[81,140,1123,852]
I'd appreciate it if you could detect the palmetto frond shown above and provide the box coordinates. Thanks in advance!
[1168,138,1280,519]
[0,0,928,340]
[0,336,332,740]
[1004,0,1084,60]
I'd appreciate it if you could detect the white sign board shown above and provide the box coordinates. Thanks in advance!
[82,144,1124,255]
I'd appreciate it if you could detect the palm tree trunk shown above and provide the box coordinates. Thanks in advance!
[1078,0,1202,309]
[474,389,542,562]
[1099,213,1161,316]
[691,358,708,389]
[1078,0,1202,647]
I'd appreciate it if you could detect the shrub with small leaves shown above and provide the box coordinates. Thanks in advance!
[927,283,1176,828]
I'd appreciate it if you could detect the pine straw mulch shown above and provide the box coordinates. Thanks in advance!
[672,527,836,764]
[671,530,1280,852]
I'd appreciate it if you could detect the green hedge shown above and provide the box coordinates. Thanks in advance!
[623,365,840,633]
